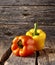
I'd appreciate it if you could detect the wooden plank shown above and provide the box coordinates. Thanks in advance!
[0,45,55,65]
[0,46,55,65]
[2,53,54,65]
[0,0,55,6]
[38,53,55,65]
[0,6,55,26]
[5,54,35,65]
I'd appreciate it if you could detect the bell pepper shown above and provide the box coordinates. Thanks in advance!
[11,35,36,57]
[26,23,46,51]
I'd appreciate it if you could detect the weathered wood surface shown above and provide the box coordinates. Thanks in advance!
[3,53,55,65]
[0,6,55,26]
[0,0,55,6]
[0,0,55,65]
[0,24,55,65]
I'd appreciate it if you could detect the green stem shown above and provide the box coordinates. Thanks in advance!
[17,40,23,48]
[34,23,39,35]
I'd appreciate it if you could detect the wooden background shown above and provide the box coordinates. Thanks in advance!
[0,0,55,65]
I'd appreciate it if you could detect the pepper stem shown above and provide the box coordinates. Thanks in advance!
[17,40,23,48]
[34,23,39,35]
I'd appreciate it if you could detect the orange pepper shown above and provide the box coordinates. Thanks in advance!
[11,36,36,57]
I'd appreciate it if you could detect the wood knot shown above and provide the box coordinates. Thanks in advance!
[22,13,30,16]
[4,31,13,36]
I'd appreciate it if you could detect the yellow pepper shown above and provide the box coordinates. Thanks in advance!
[26,23,46,51]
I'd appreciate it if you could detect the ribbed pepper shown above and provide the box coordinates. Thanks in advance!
[11,36,36,56]
[26,23,46,51]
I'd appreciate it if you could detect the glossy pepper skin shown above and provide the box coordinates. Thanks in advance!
[11,36,36,57]
[26,25,46,51]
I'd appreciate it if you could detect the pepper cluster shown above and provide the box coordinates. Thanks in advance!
[11,23,46,57]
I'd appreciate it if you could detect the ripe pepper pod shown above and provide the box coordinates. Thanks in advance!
[11,36,36,57]
[26,23,46,51]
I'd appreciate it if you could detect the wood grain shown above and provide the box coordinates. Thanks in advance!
[0,0,55,6]
[0,0,55,65]
[4,53,55,65]
[38,53,55,65]
[0,6,55,26]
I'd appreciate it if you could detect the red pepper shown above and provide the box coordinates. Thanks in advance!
[11,36,36,57]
